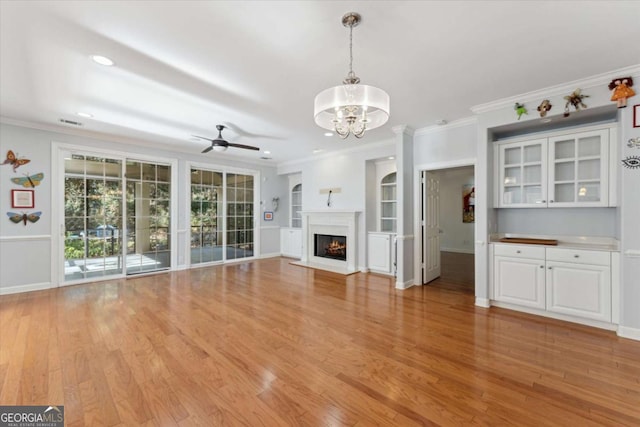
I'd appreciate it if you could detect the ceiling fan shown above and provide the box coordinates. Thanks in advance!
[194,125,260,153]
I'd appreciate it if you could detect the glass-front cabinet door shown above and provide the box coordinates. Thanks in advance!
[498,138,547,207]
[547,130,608,207]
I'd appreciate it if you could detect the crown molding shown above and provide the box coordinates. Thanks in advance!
[0,116,275,168]
[470,64,640,114]
[414,116,478,137]
[391,125,415,136]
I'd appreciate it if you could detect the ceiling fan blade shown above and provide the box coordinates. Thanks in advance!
[227,142,260,151]
[201,145,213,153]
[193,135,214,142]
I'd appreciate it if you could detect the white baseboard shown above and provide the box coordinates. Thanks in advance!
[0,282,52,295]
[441,247,475,254]
[259,252,282,259]
[475,297,490,308]
[359,267,370,273]
[617,325,640,341]
[395,279,414,289]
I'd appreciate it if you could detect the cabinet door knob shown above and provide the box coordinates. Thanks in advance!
[540,265,544,268]
[549,200,554,203]
[516,250,521,253]
[574,254,579,258]
[548,267,552,270]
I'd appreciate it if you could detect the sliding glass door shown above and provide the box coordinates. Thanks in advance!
[64,154,124,281]
[62,149,173,283]
[190,168,256,265]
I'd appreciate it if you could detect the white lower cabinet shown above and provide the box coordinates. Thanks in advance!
[492,244,613,324]
[546,248,611,322]
[280,228,302,258]
[368,232,395,274]
[494,244,546,309]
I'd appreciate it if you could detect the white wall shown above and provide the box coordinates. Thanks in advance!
[277,140,395,270]
[435,166,475,253]
[0,122,286,293]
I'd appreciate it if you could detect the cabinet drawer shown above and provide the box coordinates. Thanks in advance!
[493,244,545,260]
[546,248,610,266]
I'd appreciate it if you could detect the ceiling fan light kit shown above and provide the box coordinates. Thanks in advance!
[196,124,260,153]
[314,12,390,139]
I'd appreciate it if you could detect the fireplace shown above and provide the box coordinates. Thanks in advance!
[314,234,347,261]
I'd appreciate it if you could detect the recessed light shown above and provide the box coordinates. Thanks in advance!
[313,149,324,154]
[324,132,334,137]
[388,156,395,160]
[264,150,271,155]
[76,112,93,118]
[91,55,114,66]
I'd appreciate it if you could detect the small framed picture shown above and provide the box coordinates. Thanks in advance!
[634,104,640,128]
[263,211,273,221]
[11,189,35,208]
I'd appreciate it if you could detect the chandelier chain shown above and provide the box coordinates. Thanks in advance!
[349,23,353,75]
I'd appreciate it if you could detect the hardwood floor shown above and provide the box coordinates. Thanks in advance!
[1,257,639,426]
[428,251,475,293]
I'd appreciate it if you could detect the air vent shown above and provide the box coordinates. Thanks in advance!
[59,118,83,126]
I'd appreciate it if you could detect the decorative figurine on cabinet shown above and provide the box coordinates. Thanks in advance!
[537,99,552,117]
[563,88,589,117]
[608,77,635,108]
[514,103,528,120]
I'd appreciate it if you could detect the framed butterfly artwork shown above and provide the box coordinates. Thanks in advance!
[11,189,34,208]
[11,172,44,188]
[7,211,41,225]
[2,150,31,172]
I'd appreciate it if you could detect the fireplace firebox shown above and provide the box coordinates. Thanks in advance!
[314,234,347,261]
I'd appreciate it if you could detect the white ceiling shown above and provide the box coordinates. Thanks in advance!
[1,1,639,164]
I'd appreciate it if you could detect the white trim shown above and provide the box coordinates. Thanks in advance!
[471,64,640,113]
[611,252,620,325]
[395,234,414,241]
[475,297,491,308]
[441,247,475,255]
[0,282,52,295]
[391,125,416,136]
[491,301,617,331]
[415,158,477,173]
[0,235,51,242]
[395,279,414,289]
[258,252,281,259]
[414,116,478,136]
[260,225,281,230]
[617,326,640,341]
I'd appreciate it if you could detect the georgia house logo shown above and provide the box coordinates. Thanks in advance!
[0,405,64,427]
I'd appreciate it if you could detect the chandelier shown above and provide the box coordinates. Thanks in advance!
[314,12,390,139]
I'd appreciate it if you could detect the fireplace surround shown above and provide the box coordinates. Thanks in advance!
[293,210,360,274]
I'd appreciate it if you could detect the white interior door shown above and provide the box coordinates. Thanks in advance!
[423,171,441,283]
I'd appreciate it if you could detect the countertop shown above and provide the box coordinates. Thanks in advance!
[489,233,619,251]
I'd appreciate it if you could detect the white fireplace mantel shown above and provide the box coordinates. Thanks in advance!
[295,210,361,274]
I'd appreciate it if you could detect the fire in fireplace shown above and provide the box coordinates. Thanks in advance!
[314,234,347,261]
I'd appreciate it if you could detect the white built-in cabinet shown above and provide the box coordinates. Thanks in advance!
[280,228,302,258]
[492,244,613,324]
[495,126,615,208]
[368,232,395,274]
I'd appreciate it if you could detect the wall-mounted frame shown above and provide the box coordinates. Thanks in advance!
[11,189,34,208]
[264,211,273,221]
[634,104,640,128]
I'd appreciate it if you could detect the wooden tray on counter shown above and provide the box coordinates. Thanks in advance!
[498,237,558,245]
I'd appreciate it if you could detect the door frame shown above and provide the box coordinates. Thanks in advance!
[414,158,476,287]
[51,142,178,287]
